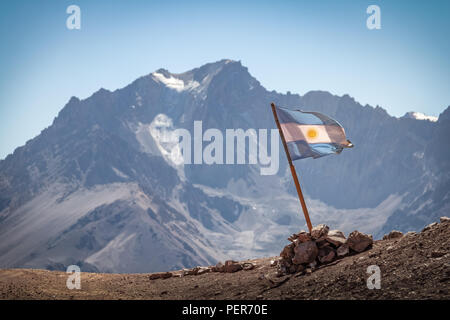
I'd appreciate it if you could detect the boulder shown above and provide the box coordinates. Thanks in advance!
[383,230,403,240]
[336,244,349,257]
[347,231,373,252]
[311,224,329,240]
[292,241,318,265]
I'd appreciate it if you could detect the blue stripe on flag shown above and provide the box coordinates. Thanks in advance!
[310,143,344,156]
[287,141,319,160]
[277,107,324,125]
[287,141,344,160]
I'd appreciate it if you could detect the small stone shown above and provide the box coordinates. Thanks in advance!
[431,251,446,258]
[326,235,346,247]
[319,249,336,264]
[161,272,173,279]
[347,230,373,252]
[311,224,329,240]
[292,241,319,265]
[294,264,305,273]
[280,243,295,259]
[270,259,278,267]
[224,260,243,273]
[288,264,299,274]
[148,272,172,280]
[296,231,312,243]
[383,230,403,240]
[276,258,292,275]
[328,230,345,238]
[196,267,211,275]
[337,244,349,257]
[181,268,190,276]
[242,262,255,270]
[422,222,438,232]
[317,240,331,248]
[212,262,224,272]
[188,267,200,275]
[440,216,450,223]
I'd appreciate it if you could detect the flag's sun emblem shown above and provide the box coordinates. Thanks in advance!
[307,128,317,138]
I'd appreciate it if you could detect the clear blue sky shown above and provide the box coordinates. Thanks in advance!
[1,0,449,159]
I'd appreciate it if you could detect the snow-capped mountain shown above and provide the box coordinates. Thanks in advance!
[0,59,448,272]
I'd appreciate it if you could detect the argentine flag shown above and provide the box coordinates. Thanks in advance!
[275,105,353,160]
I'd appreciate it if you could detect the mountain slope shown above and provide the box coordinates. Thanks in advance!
[0,59,448,272]
[1,219,448,300]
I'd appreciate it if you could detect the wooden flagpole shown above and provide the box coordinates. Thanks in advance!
[271,102,313,233]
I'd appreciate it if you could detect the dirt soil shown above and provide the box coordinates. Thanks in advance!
[1,221,449,300]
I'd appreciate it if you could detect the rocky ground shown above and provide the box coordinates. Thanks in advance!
[0,218,449,300]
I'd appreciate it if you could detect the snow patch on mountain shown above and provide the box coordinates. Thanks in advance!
[152,72,200,93]
[112,167,129,179]
[149,114,184,166]
[134,114,184,168]
[403,112,438,122]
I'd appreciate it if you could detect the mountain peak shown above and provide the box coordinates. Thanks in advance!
[147,59,251,96]
[438,106,450,122]
[154,68,171,78]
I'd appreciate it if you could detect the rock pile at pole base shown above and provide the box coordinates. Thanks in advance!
[277,224,373,276]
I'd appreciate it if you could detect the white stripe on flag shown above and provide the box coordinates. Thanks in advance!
[281,123,332,144]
